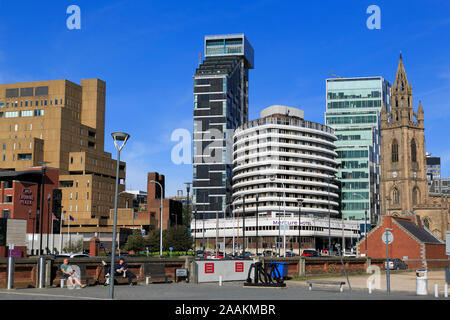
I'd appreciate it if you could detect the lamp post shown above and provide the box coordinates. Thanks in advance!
[269,175,286,257]
[255,194,259,256]
[194,205,197,251]
[60,209,65,254]
[232,195,245,255]
[296,199,303,255]
[46,194,51,254]
[150,180,164,256]
[353,193,368,257]
[38,163,49,255]
[109,131,130,300]
[230,201,237,256]
[184,182,192,248]
[326,177,331,256]
[29,209,35,255]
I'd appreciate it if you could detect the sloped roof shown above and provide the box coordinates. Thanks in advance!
[395,219,443,244]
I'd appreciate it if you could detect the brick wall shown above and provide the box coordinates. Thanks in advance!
[0,257,186,288]
[358,216,423,261]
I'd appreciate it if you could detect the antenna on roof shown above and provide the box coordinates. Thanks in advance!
[329,71,343,78]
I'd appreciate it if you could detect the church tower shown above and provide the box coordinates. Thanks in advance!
[380,54,428,216]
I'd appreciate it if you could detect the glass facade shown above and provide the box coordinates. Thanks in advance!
[325,77,391,223]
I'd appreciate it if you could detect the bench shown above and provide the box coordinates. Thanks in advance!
[57,264,94,287]
[103,263,138,286]
[307,280,346,292]
[143,263,172,284]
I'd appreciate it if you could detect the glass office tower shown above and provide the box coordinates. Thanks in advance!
[325,77,391,224]
[193,34,254,219]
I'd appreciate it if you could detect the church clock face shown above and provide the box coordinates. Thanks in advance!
[392,171,398,178]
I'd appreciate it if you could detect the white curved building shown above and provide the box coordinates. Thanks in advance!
[191,106,361,255]
[232,105,339,217]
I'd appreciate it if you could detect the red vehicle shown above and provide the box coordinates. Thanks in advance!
[301,250,320,257]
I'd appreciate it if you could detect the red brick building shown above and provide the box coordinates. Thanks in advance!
[146,172,182,231]
[357,215,448,269]
[0,166,60,255]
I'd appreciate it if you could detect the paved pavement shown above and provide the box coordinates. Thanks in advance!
[0,271,448,300]
[292,269,449,294]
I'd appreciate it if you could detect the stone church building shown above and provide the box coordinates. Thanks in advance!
[379,54,449,240]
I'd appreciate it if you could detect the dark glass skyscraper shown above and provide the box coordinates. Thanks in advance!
[193,34,254,219]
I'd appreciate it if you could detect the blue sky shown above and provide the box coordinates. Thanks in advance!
[1,1,449,196]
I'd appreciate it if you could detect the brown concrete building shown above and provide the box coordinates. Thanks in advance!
[146,172,182,231]
[0,79,132,234]
[380,55,449,240]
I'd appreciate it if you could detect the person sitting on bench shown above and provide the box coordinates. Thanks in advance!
[60,258,86,289]
[115,258,138,286]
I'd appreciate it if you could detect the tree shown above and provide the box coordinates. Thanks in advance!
[144,226,193,253]
[164,225,193,251]
[123,229,145,252]
[182,204,192,228]
[63,239,83,253]
[144,229,161,252]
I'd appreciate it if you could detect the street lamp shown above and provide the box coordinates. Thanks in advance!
[184,182,192,248]
[109,131,130,300]
[326,177,332,256]
[353,193,368,257]
[296,199,303,255]
[269,175,287,257]
[232,195,245,254]
[46,193,51,254]
[150,180,164,256]
[38,161,50,255]
[255,194,259,256]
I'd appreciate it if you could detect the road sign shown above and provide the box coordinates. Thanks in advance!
[169,247,173,252]
[382,231,394,244]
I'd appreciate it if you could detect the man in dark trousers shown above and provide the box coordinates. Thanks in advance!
[115,258,138,286]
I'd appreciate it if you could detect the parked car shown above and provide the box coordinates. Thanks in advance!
[57,253,90,258]
[385,258,408,270]
[301,250,320,257]
[343,251,357,258]
[286,251,299,257]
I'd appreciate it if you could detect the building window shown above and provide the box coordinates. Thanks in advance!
[412,188,419,205]
[392,139,399,163]
[2,209,10,218]
[411,139,417,163]
[393,188,400,205]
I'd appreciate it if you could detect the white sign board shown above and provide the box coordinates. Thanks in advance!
[446,231,450,256]
[196,260,254,283]
[382,231,394,244]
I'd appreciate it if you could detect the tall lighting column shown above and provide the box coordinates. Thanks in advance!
[296,199,303,255]
[353,193,368,257]
[255,194,259,256]
[184,182,192,247]
[109,131,130,300]
[269,175,286,257]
